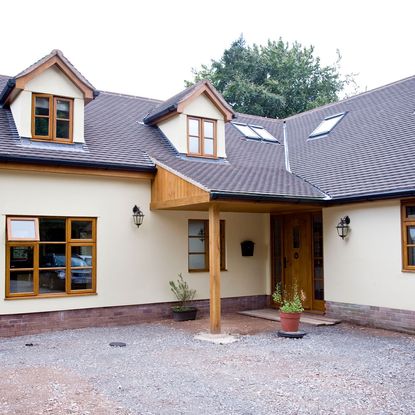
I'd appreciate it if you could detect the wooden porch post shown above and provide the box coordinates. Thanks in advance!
[209,203,221,334]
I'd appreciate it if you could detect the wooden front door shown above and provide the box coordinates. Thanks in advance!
[271,212,325,312]
[283,214,312,310]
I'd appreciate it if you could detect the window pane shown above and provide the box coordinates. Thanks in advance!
[39,218,66,242]
[35,117,49,136]
[9,219,37,239]
[408,247,415,266]
[407,227,415,244]
[10,246,33,269]
[406,206,415,219]
[39,270,66,293]
[189,254,206,270]
[56,120,70,139]
[35,97,49,116]
[204,138,214,155]
[233,123,261,138]
[204,121,214,138]
[189,136,200,153]
[9,271,34,294]
[189,221,205,237]
[71,246,92,266]
[71,221,93,240]
[39,245,66,267]
[71,268,92,290]
[189,237,205,253]
[188,119,200,136]
[250,126,277,141]
[56,100,70,119]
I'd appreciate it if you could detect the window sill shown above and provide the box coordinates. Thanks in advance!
[188,269,228,273]
[5,292,97,300]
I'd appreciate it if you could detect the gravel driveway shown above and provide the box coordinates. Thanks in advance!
[0,314,414,415]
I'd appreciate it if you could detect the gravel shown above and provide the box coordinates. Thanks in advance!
[0,319,415,414]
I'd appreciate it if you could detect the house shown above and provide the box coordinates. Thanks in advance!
[0,50,414,337]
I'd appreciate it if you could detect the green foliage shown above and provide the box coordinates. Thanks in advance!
[187,35,357,118]
[169,273,196,312]
[272,282,304,313]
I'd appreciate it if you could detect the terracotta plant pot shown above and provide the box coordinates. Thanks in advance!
[279,312,301,332]
[172,307,198,321]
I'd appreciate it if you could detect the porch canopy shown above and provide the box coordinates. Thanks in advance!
[151,166,324,334]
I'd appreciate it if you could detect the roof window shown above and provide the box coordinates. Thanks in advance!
[309,112,346,139]
[232,123,278,142]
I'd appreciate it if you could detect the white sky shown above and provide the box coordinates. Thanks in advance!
[1,0,415,101]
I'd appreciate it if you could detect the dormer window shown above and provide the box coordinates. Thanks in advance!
[187,116,217,157]
[32,93,73,142]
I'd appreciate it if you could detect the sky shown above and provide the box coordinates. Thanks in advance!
[1,0,415,101]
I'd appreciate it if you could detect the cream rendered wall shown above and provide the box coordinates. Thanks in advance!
[0,171,269,315]
[10,66,85,142]
[158,93,227,158]
[324,199,415,311]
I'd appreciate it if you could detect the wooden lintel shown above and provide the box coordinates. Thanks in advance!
[150,194,210,210]
[209,204,221,334]
[0,162,154,180]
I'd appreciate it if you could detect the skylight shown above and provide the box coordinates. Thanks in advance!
[232,123,278,142]
[309,112,346,138]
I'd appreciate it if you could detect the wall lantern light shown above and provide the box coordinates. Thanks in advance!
[132,205,144,228]
[336,216,350,239]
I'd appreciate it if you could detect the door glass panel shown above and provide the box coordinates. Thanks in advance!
[39,270,66,293]
[272,217,283,285]
[293,226,300,249]
[312,214,324,302]
[71,221,93,240]
[9,271,34,293]
[10,246,33,269]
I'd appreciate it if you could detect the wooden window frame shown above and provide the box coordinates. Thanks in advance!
[187,116,217,158]
[7,217,40,241]
[401,200,415,271]
[188,219,225,272]
[31,93,74,143]
[5,216,96,298]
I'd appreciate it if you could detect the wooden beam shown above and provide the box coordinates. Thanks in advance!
[0,162,154,180]
[209,203,221,334]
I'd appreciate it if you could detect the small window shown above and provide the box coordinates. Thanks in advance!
[6,216,96,298]
[7,217,39,241]
[187,117,217,157]
[232,123,278,142]
[401,201,415,271]
[32,93,73,142]
[188,220,225,271]
[309,112,346,139]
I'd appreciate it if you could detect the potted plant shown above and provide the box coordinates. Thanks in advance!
[169,273,198,321]
[272,282,305,332]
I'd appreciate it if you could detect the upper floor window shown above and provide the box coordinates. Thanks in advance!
[187,116,216,157]
[32,93,73,142]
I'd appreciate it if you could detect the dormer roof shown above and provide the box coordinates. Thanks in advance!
[0,49,96,106]
[143,80,235,125]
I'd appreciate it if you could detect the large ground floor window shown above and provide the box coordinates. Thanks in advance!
[6,216,96,298]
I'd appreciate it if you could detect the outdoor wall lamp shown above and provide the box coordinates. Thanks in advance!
[336,216,350,239]
[132,205,144,228]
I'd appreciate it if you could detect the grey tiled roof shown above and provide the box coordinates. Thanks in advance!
[286,76,415,199]
[2,67,415,201]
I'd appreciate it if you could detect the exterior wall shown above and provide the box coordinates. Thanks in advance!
[0,170,269,316]
[10,66,85,142]
[157,93,227,158]
[323,199,415,312]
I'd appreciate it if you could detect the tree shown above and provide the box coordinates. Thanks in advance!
[187,36,356,118]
